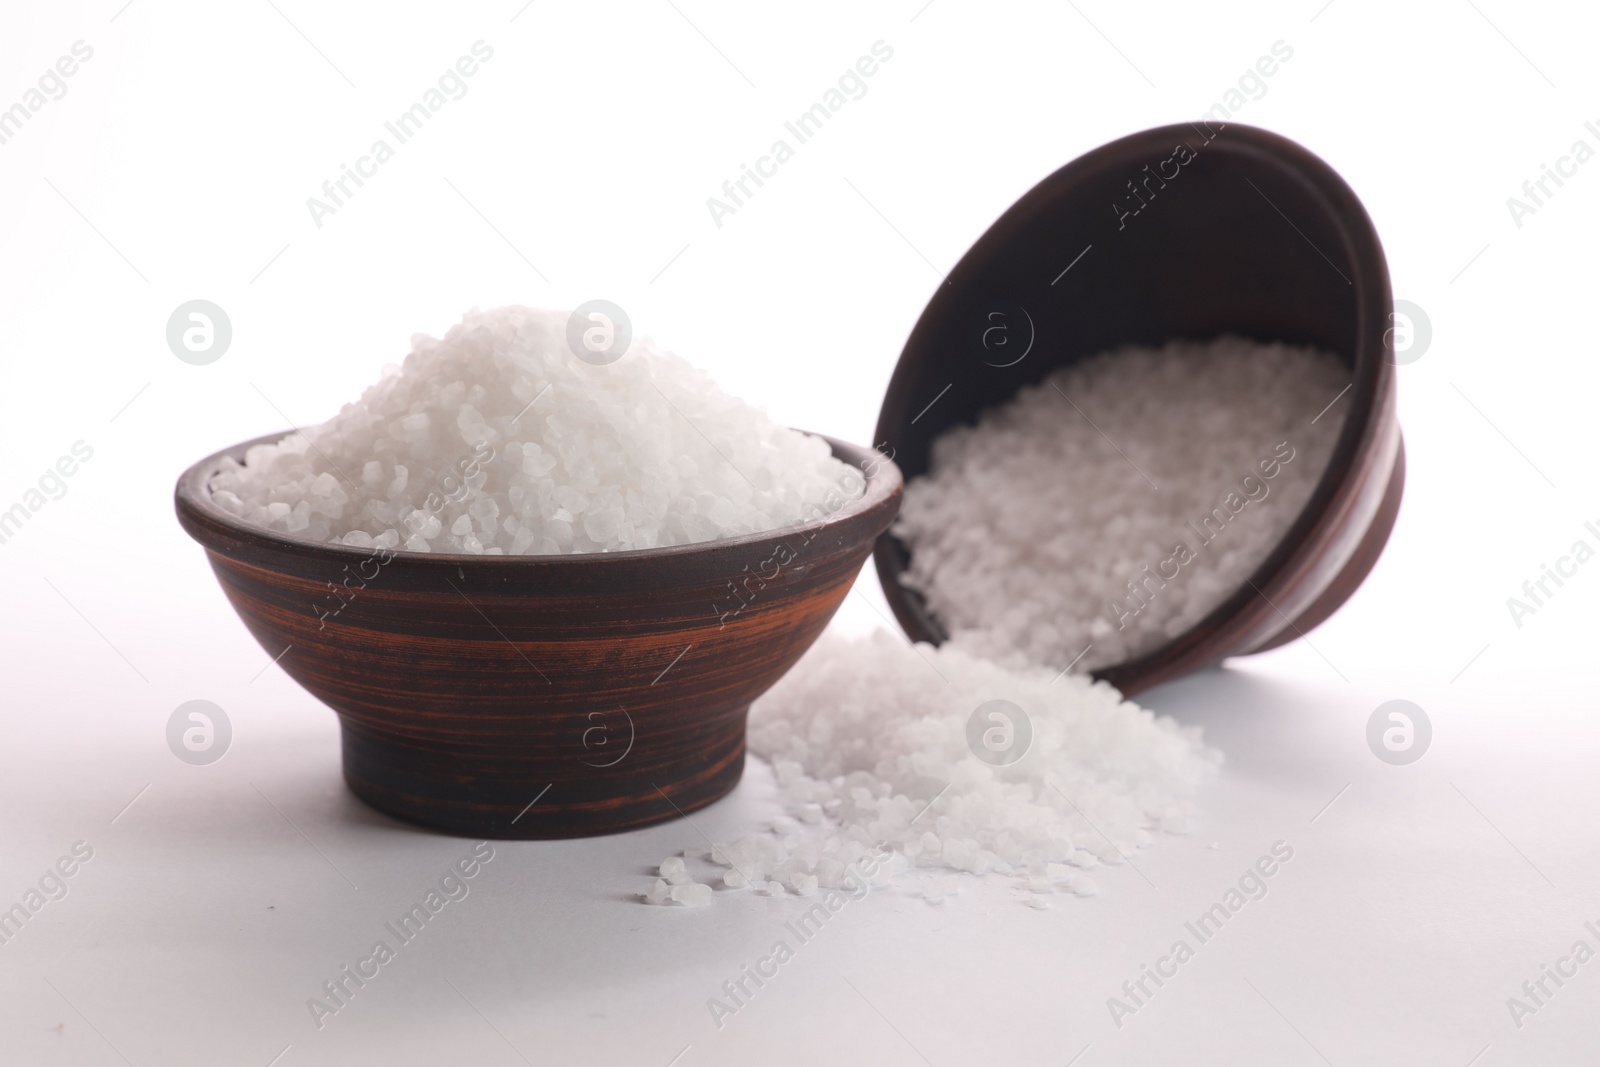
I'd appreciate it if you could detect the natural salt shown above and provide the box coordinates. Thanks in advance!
[209,306,863,555]
[645,630,1217,905]
[894,336,1349,673]
[668,883,713,908]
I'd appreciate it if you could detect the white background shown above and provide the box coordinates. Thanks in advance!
[2,0,1598,1063]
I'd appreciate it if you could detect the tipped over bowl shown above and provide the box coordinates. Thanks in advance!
[873,122,1404,695]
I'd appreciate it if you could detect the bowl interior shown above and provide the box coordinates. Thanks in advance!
[178,430,901,581]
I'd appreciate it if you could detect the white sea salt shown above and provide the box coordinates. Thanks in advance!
[669,883,714,907]
[644,630,1218,907]
[894,336,1349,673]
[209,306,863,555]
[1045,862,1077,884]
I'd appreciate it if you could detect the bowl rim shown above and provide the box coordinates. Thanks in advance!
[176,429,902,568]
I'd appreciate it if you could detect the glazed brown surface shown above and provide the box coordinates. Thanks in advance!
[873,122,1403,696]
[177,433,902,838]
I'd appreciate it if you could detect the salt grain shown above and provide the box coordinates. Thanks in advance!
[668,883,713,907]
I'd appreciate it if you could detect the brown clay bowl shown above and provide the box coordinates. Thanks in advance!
[176,433,901,838]
[873,122,1404,696]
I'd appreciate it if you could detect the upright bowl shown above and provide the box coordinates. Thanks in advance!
[177,434,901,838]
[873,122,1404,695]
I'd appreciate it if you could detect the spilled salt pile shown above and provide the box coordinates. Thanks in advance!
[641,630,1219,906]
[208,306,862,554]
[894,336,1349,672]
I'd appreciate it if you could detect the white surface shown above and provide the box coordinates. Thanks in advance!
[3,1,1598,1063]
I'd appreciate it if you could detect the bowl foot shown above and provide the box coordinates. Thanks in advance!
[337,714,747,840]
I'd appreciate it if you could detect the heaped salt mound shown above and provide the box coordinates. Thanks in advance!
[657,630,1219,904]
[894,335,1350,673]
[207,306,864,555]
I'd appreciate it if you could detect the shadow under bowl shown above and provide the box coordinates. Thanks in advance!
[873,122,1404,696]
[176,433,902,839]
